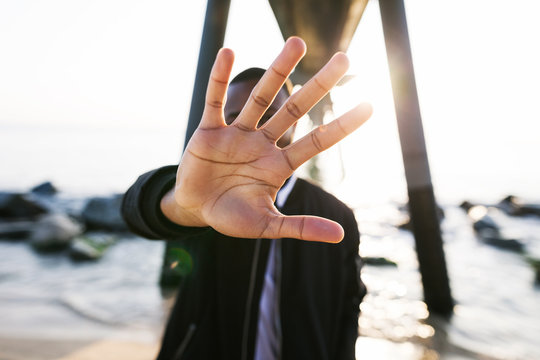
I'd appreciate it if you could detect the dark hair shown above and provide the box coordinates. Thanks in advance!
[230,67,293,96]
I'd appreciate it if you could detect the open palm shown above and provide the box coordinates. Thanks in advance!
[162,37,372,243]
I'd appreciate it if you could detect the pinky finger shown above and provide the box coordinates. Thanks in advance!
[284,103,373,169]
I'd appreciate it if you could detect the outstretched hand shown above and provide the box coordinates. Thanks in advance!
[161,37,372,243]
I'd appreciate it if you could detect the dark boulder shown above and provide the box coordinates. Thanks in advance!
[397,204,445,231]
[31,181,58,196]
[467,205,525,252]
[0,220,35,240]
[481,235,525,253]
[467,205,500,233]
[363,257,398,267]
[459,200,474,212]
[498,195,540,217]
[30,214,83,252]
[525,256,540,283]
[69,232,116,261]
[81,194,127,232]
[0,192,48,219]
[498,195,524,216]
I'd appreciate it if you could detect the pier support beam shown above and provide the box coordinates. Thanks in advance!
[161,0,231,287]
[379,0,454,315]
[183,0,231,149]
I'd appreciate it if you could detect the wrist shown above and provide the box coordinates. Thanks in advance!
[160,189,207,228]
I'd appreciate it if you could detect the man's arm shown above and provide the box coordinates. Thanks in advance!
[121,166,210,239]
[158,37,372,243]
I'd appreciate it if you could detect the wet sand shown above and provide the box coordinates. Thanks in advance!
[0,337,159,360]
[1,335,495,360]
[0,336,435,360]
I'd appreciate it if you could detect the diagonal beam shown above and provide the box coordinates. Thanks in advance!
[379,0,454,315]
[161,0,231,288]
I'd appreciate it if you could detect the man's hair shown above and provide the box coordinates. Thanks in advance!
[230,67,293,96]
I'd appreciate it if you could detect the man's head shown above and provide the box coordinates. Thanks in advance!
[224,67,295,148]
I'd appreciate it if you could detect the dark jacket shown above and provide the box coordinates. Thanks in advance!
[122,166,366,360]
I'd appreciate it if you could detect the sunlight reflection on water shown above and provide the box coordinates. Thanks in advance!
[355,205,540,359]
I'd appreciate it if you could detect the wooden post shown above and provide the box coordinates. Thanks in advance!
[183,0,232,149]
[161,0,231,287]
[379,0,454,315]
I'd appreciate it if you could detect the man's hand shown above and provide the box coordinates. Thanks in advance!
[161,37,372,243]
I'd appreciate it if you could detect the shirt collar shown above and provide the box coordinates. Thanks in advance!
[276,174,297,209]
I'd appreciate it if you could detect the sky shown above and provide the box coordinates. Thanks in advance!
[0,0,539,205]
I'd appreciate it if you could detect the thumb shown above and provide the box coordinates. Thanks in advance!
[263,215,344,243]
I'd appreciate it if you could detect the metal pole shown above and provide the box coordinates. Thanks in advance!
[161,0,231,288]
[183,0,232,149]
[378,0,454,315]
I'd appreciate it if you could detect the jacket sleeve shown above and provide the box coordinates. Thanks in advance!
[121,165,210,240]
[336,209,367,360]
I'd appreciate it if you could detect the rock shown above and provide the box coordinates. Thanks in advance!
[521,204,540,217]
[467,205,525,252]
[524,256,540,283]
[397,218,413,231]
[396,205,445,232]
[69,232,116,261]
[481,234,525,253]
[498,195,540,217]
[0,220,35,240]
[459,200,474,212]
[81,194,127,232]
[468,205,500,234]
[363,257,398,267]
[0,192,48,219]
[31,181,58,196]
[498,195,524,216]
[30,214,83,252]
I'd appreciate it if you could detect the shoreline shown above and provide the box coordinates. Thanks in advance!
[0,334,501,360]
[0,336,160,360]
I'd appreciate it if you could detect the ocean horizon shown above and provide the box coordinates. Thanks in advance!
[2,120,539,207]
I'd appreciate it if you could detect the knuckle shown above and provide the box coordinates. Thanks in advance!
[335,119,347,136]
[234,123,252,132]
[285,100,303,119]
[251,93,270,108]
[310,131,324,152]
[277,216,285,234]
[282,150,295,171]
[270,65,287,80]
[210,75,228,85]
[313,77,330,93]
[206,99,223,109]
[261,128,276,141]
[299,217,305,240]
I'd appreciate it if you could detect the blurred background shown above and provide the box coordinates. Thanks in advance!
[1,0,539,359]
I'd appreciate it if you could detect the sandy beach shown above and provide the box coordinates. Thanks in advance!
[2,334,501,360]
[0,337,159,360]
[0,335,441,360]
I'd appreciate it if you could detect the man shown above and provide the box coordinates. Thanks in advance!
[122,37,371,360]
